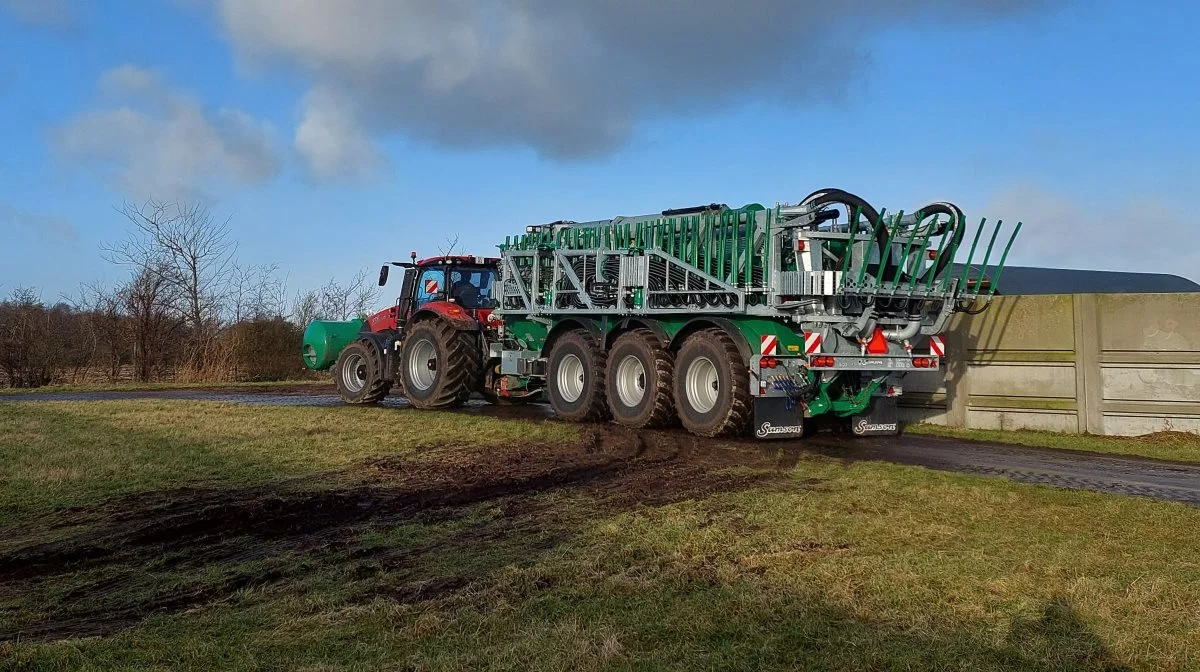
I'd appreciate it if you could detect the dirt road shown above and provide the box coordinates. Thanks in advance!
[5,387,1199,505]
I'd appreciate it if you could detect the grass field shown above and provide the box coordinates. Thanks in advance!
[0,379,326,396]
[1,400,1198,670]
[907,422,1200,464]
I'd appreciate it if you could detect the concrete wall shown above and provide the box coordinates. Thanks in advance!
[900,293,1200,436]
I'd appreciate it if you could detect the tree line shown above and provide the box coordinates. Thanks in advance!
[0,199,379,388]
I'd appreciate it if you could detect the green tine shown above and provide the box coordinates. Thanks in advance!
[856,208,886,287]
[904,211,938,293]
[974,219,1004,294]
[875,209,903,288]
[924,212,955,291]
[955,217,987,295]
[988,221,1023,296]
[890,210,924,288]
[745,212,756,287]
[840,205,862,289]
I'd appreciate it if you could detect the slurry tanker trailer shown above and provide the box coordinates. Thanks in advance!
[302,188,1020,439]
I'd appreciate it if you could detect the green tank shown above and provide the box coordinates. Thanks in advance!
[301,319,365,371]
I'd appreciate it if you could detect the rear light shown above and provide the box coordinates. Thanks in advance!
[761,356,778,369]
[912,358,938,368]
[810,355,836,368]
[796,240,807,252]
[927,249,938,261]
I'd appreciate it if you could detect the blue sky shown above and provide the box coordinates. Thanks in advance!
[1,0,1197,304]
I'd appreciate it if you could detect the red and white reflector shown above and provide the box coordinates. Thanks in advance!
[804,331,822,355]
[929,335,946,358]
[760,334,778,356]
[424,278,439,294]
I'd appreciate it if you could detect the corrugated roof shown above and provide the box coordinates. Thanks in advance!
[949,265,1200,295]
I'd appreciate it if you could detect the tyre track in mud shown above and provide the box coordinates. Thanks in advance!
[0,425,805,642]
[5,388,1199,505]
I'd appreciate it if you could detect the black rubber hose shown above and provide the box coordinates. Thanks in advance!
[911,202,966,284]
[799,188,888,280]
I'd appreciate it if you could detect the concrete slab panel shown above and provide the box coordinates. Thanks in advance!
[1102,366,1200,403]
[967,409,1078,433]
[1097,294,1200,353]
[967,364,1076,399]
[951,295,1075,352]
[1102,413,1200,437]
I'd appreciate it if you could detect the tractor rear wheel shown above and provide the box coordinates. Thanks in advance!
[606,328,675,428]
[400,320,482,409]
[546,330,608,422]
[673,328,751,437]
[333,339,392,404]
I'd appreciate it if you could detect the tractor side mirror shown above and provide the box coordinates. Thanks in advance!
[378,265,390,286]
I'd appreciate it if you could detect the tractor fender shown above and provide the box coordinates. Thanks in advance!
[411,302,480,331]
[357,330,399,381]
[610,317,670,349]
[671,317,753,364]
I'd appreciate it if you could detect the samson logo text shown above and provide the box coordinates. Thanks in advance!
[756,422,805,438]
[854,420,899,434]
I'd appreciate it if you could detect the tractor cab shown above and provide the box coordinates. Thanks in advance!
[373,254,500,332]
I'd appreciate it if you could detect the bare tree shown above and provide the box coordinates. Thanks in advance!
[76,282,129,381]
[105,199,235,374]
[230,263,288,323]
[119,263,181,382]
[291,271,380,324]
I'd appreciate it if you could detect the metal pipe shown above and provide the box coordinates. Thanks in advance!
[883,319,921,342]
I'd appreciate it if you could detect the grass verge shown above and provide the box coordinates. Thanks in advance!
[907,422,1200,464]
[0,379,327,396]
[0,400,1197,670]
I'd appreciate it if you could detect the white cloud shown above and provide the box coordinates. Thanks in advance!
[983,183,1196,279]
[214,0,1057,178]
[53,65,282,198]
[294,88,384,180]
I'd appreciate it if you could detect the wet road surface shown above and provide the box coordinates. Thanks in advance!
[5,387,1199,505]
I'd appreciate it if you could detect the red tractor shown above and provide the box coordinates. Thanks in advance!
[322,253,534,408]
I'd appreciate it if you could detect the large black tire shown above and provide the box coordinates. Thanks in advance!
[400,320,482,409]
[605,328,675,428]
[673,328,752,437]
[333,339,392,404]
[545,330,608,422]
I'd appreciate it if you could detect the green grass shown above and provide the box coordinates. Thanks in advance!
[907,422,1200,464]
[1,401,1198,670]
[0,379,326,396]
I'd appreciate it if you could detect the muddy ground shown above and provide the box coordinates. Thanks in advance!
[3,387,1200,644]
[0,425,811,642]
[4,386,1200,505]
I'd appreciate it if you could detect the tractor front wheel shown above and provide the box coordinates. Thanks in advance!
[333,339,392,404]
[400,320,482,409]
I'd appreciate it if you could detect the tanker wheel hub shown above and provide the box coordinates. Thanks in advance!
[615,354,647,407]
[685,356,719,414]
[557,353,585,403]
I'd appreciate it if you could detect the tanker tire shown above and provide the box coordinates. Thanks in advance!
[546,330,609,422]
[400,320,482,410]
[606,328,675,428]
[333,339,392,404]
[674,328,751,437]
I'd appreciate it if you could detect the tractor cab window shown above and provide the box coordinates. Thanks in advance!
[449,267,495,309]
[415,268,446,307]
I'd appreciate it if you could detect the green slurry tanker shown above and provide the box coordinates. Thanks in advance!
[302,188,1020,439]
